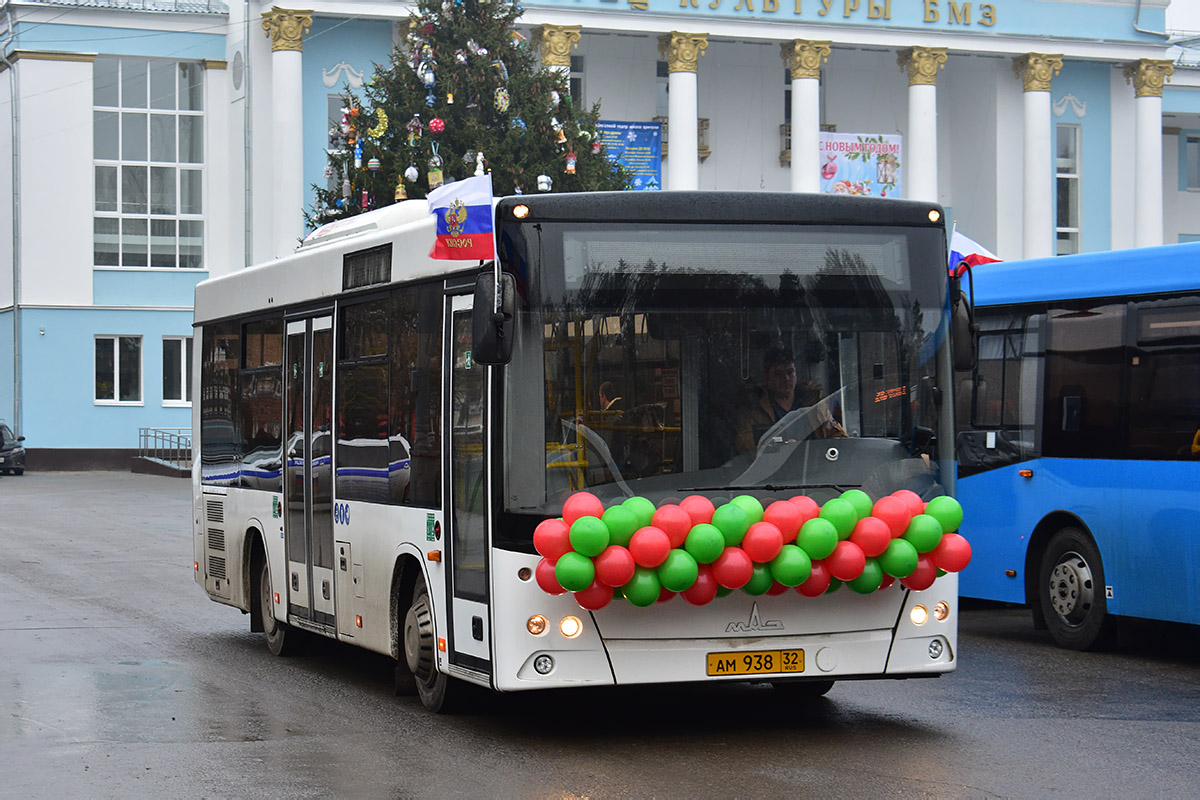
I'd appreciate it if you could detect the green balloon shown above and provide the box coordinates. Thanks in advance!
[711,503,751,547]
[684,523,726,564]
[847,558,884,594]
[658,549,700,592]
[925,496,964,533]
[742,563,774,596]
[715,585,733,597]
[840,489,874,521]
[796,517,838,560]
[602,505,640,547]
[569,516,610,557]
[820,498,858,539]
[622,496,657,528]
[903,514,944,554]
[555,551,595,592]
[879,538,919,578]
[770,545,813,587]
[730,495,765,525]
[623,566,662,607]
[825,578,843,594]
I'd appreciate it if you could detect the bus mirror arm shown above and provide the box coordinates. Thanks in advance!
[950,275,977,372]
[472,271,515,365]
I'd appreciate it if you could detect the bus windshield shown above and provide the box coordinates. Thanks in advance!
[501,221,952,530]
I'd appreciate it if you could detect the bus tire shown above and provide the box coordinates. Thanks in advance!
[404,580,458,713]
[259,559,300,657]
[1037,527,1114,651]
[771,679,834,698]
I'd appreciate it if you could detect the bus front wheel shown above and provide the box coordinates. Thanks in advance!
[1037,528,1114,651]
[258,560,300,656]
[404,581,458,713]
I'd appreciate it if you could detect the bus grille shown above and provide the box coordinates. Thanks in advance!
[208,556,227,580]
[207,528,226,552]
[206,500,224,523]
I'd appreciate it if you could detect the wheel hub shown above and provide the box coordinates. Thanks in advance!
[1048,550,1094,624]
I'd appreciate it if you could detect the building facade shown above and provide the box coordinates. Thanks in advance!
[1,0,1198,464]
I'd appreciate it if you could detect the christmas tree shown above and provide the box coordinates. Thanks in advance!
[309,0,629,226]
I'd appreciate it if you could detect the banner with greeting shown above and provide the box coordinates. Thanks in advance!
[818,133,903,198]
[598,120,663,191]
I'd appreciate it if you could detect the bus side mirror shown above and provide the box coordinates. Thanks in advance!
[473,271,515,365]
[951,277,977,372]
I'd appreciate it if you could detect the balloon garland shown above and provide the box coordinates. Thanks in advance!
[533,490,971,611]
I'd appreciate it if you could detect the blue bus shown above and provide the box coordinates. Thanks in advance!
[955,242,1200,649]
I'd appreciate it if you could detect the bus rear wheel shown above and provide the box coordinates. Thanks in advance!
[403,581,458,713]
[259,559,300,656]
[1037,528,1114,651]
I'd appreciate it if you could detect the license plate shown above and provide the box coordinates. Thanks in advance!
[706,649,804,676]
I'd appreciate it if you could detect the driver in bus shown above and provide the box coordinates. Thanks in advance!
[735,347,846,453]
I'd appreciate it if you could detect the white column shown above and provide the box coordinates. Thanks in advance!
[1013,54,1062,259]
[659,32,708,191]
[1126,59,1174,248]
[262,8,311,259]
[782,40,830,194]
[536,25,580,84]
[898,48,946,203]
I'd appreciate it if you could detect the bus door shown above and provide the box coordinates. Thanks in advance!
[444,293,492,677]
[284,312,336,630]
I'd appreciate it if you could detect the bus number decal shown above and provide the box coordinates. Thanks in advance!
[334,502,350,526]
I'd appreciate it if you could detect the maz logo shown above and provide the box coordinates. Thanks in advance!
[726,602,784,633]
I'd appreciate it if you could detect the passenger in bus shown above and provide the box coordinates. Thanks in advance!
[598,381,623,412]
[735,347,846,453]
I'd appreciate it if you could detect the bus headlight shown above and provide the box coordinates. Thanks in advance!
[933,601,950,621]
[559,616,582,638]
[526,615,547,635]
[910,604,929,625]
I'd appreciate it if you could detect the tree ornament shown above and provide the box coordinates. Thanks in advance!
[514,183,523,194]
[406,114,424,146]
[591,140,602,154]
[446,92,454,104]
[550,89,560,108]
[491,59,509,82]
[342,176,351,199]
[455,49,468,65]
[428,142,444,189]
[353,141,363,169]
[537,173,553,192]
[467,39,487,57]
[395,178,407,201]
[340,108,350,136]
[475,151,487,176]
[404,164,420,183]
[510,31,527,49]
[367,108,388,139]
[323,164,334,179]
[367,157,381,171]
[463,149,477,166]
[551,117,566,144]
[361,189,369,209]
[565,151,576,174]
[494,87,510,113]
[429,117,445,134]
[511,117,526,134]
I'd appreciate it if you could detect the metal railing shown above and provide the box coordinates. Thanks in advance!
[138,427,193,472]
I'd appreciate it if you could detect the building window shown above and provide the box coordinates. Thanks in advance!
[163,337,193,405]
[1055,124,1080,255]
[94,57,204,269]
[96,336,143,403]
[1186,134,1199,190]
[570,55,584,103]
[656,60,669,118]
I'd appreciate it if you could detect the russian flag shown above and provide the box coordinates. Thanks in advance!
[427,174,495,261]
[949,230,1001,277]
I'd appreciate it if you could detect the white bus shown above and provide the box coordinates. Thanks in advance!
[193,191,966,712]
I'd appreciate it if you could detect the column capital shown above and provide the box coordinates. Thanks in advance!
[658,32,708,74]
[1012,53,1063,92]
[262,8,312,53]
[780,39,831,81]
[1124,59,1174,98]
[534,24,582,68]
[897,47,947,86]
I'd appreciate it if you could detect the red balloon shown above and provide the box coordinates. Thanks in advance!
[766,580,789,596]
[872,496,912,538]
[850,516,892,558]
[575,579,614,610]
[796,560,831,597]
[892,489,926,519]
[742,522,785,563]
[533,518,572,561]
[932,533,972,572]
[901,553,938,591]
[826,540,867,581]
[679,495,716,526]
[535,557,567,595]
[657,587,677,603]
[878,574,896,591]
[594,545,637,587]
[711,546,754,589]
[562,491,605,526]
[652,504,693,548]
[682,564,719,606]
[763,501,803,543]
[628,526,672,568]
[788,495,821,525]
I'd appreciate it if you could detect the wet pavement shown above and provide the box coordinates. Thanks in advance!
[2,471,1199,797]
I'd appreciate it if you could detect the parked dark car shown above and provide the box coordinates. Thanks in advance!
[0,422,25,475]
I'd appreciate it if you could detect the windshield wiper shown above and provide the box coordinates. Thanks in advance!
[678,483,859,493]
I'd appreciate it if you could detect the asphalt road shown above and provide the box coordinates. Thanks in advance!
[2,471,1198,798]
